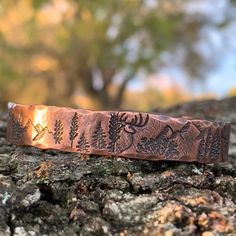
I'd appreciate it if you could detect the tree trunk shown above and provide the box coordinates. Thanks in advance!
[112,76,132,109]
[0,97,236,235]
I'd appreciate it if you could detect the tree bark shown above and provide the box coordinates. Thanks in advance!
[0,97,235,235]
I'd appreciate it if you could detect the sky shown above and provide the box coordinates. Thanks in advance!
[129,59,236,99]
[205,53,236,96]
[128,50,236,97]
[128,0,236,98]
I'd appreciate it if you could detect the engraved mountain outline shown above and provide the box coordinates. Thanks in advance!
[9,113,53,142]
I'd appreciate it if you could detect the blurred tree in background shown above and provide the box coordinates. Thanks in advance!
[0,0,235,110]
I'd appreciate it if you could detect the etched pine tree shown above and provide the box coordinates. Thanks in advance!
[11,115,26,142]
[92,122,106,149]
[209,129,221,159]
[76,132,89,152]
[53,120,63,144]
[205,129,213,158]
[69,112,79,148]
[194,124,206,160]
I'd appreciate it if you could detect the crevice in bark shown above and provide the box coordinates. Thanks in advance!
[38,185,62,206]
[6,214,15,236]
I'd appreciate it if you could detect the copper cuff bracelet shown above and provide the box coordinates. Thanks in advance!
[6,103,231,163]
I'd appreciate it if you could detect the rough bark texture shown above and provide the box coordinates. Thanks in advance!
[0,97,236,236]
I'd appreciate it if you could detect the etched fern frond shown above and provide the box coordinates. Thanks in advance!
[108,113,123,153]
[53,120,63,144]
[69,112,79,148]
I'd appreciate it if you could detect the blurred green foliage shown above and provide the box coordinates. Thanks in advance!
[0,0,235,110]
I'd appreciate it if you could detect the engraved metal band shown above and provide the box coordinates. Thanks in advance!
[6,103,231,163]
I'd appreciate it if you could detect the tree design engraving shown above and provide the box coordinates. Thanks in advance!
[53,120,63,144]
[209,129,221,159]
[136,122,190,159]
[76,132,89,152]
[69,112,79,148]
[92,121,106,149]
[194,124,221,160]
[108,112,149,153]
[195,124,207,159]
[221,127,230,159]
[204,129,213,157]
[10,113,28,142]
[222,137,229,155]
[107,113,123,153]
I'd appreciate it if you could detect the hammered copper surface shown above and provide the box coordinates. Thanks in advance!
[6,103,231,163]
